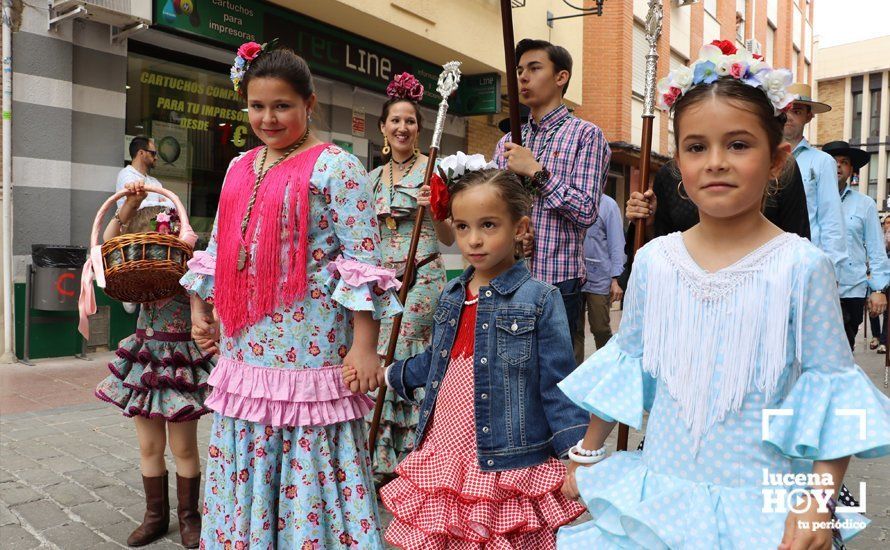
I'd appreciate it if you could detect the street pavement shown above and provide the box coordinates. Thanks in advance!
[1,318,887,549]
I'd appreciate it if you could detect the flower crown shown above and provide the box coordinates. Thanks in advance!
[657,40,795,115]
[386,72,425,102]
[230,39,277,94]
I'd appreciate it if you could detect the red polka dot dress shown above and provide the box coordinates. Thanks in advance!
[381,287,585,549]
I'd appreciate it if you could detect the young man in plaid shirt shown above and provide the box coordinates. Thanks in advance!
[494,39,611,359]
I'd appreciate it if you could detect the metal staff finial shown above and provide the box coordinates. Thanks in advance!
[642,0,664,118]
[431,61,461,149]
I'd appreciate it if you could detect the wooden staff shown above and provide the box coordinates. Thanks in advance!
[500,0,523,146]
[368,62,463,458]
[619,0,664,452]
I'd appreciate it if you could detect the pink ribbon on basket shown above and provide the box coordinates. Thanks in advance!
[78,186,197,340]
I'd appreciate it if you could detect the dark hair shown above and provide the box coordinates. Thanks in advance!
[515,39,573,97]
[129,135,152,159]
[379,98,424,158]
[449,168,532,221]
[240,48,314,100]
[672,77,787,155]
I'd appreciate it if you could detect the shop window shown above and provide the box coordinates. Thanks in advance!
[126,50,260,245]
[867,153,879,200]
[869,73,883,139]
[851,91,863,141]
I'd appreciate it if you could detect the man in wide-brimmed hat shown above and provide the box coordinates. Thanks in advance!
[784,83,849,280]
[823,140,889,350]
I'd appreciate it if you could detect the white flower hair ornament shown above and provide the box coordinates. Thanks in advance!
[428,152,498,222]
[656,40,796,115]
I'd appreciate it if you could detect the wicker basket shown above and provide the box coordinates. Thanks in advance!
[88,186,195,303]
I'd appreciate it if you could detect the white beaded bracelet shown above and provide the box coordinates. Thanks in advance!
[568,441,607,465]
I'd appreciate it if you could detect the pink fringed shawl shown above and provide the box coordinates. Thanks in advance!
[215,143,327,336]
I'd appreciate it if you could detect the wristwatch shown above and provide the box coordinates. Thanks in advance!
[530,168,550,188]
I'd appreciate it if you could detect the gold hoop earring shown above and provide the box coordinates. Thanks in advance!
[677,180,689,200]
[413,146,420,158]
[382,135,391,156]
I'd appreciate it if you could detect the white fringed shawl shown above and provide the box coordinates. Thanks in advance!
[642,232,804,453]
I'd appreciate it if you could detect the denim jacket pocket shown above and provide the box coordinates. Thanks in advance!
[431,302,452,349]
[495,314,535,365]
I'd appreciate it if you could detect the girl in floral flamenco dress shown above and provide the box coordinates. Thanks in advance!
[182,42,400,548]
[557,42,890,549]
[348,162,588,548]
[92,181,213,548]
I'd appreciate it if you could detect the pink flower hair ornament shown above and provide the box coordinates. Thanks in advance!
[230,39,278,94]
[657,40,795,115]
[386,72,425,102]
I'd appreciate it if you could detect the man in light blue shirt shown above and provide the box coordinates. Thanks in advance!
[784,84,848,279]
[824,140,889,350]
[575,194,626,364]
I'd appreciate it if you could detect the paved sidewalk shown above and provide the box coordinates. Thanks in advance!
[0,332,888,548]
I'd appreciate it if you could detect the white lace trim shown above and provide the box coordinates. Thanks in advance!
[641,232,804,453]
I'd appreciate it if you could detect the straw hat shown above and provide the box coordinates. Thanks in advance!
[788,83,831,114]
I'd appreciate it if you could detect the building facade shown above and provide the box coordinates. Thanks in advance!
[2,0,586,359]
[571,0,816,207]
[815,35,890,207]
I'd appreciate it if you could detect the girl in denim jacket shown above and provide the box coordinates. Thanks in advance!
[347,164,589,548]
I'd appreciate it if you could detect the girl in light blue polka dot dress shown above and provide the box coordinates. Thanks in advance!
[556,42,890,550]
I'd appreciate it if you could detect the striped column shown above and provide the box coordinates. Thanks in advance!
[11,8,126,281]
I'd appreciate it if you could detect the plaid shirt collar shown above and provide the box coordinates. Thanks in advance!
[527,104,571,133]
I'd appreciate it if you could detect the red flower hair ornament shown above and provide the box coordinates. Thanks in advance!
[429,173,450,221]
[386,72,425,102]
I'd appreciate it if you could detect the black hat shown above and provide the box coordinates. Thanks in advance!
[822,140,869,171]
[498,104,531,134]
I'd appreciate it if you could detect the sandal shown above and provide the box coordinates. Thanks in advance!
[870,337,880,350]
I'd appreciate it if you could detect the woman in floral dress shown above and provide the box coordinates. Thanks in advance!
[368,72,453,477]
[181,44,400,548]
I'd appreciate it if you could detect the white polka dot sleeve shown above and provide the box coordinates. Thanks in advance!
[763,249,890,460]
[558,246,656,428]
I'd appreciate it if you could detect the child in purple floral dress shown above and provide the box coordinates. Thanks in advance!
[181,44,400,549]
[93,182,214,548]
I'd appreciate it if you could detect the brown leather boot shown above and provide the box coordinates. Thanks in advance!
[127,473,170,547]
[176,474,202,549]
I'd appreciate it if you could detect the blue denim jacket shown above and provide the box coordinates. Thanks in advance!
[387,261,589,472]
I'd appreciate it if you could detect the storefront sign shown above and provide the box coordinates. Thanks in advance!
[351,109,366,137]
[153,0,501,115]
[155,0,261,46]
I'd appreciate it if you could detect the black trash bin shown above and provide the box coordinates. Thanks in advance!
[30,245,87,312]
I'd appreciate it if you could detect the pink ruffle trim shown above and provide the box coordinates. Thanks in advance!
[326,256,401,292]
[186,251,216,276]
[205,357,374,427]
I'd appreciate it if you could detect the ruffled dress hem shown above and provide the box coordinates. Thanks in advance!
[381,448,584,549]
[95,333,213,422]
